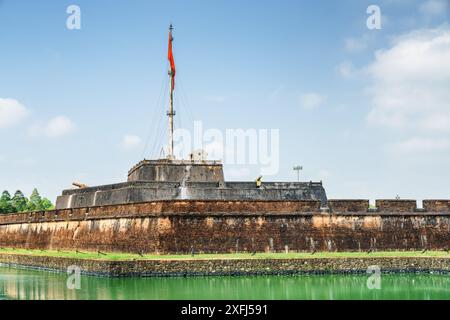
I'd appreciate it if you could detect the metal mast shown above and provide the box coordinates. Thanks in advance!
[167,24,176,160]
[293,166,303,182]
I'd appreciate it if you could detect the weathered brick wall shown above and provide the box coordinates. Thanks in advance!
[0,200,449,254]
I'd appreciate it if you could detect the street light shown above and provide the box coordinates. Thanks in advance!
[293,166,303,182]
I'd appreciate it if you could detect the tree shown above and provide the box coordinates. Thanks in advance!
[27,188,43,211]
[11,190,28,213]
[0,189,55,213]
[0,191,14,214]
[40,198,54,211]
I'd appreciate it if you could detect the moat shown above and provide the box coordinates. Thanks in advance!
[1,266,450,300]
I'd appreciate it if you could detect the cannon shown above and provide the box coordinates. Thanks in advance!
[72,182,88,189]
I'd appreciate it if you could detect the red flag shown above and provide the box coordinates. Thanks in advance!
[168,27,176,90]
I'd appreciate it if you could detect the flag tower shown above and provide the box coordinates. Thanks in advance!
[167,24,176,160]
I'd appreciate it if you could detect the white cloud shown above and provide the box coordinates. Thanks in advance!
[420,114,450,132]
[29,116,76,138]
[388,137,450,155]
[336,61,357,79]
[44,116,76,137]
[366,25,450,134]
[0,98,28,128]
[299,93,327,109]
[419,0,447,18]
[120,134,142,150]
[344,34,373,52]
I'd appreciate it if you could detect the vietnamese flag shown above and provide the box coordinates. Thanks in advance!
[168,26,176,90]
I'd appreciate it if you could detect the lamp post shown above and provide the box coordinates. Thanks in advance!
[293,166,303,182]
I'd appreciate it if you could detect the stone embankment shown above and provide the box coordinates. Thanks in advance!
[1,253,450,277]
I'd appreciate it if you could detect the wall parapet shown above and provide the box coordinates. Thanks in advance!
[0,200,322,225]
[375,200,418,212]
[423,200,450,212]
[2,199,450,226]
[328,200,369,213]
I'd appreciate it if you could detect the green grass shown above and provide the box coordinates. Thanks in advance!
[0,248,449,261]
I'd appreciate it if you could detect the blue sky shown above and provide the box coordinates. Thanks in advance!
[1,0,450,203]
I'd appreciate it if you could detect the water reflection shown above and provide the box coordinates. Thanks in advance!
[1,267,450,300]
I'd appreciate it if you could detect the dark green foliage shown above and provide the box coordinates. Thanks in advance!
[0,189,55,214]
[40,198,55,211]
[11,190,28,212]
[0,191,14,214]
[27,188,42,212]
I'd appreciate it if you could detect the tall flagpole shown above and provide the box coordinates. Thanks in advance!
[167,24,176,160]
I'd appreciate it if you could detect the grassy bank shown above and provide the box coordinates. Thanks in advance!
[0,248,449,261]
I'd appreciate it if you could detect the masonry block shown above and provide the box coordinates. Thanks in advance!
[328,200,370,213]
[423,200,450,212]
[376,200,417,212]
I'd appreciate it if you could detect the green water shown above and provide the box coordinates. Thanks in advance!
[1,266,450,300]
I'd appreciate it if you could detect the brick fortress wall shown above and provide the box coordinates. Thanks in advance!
[0,200,449,254]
